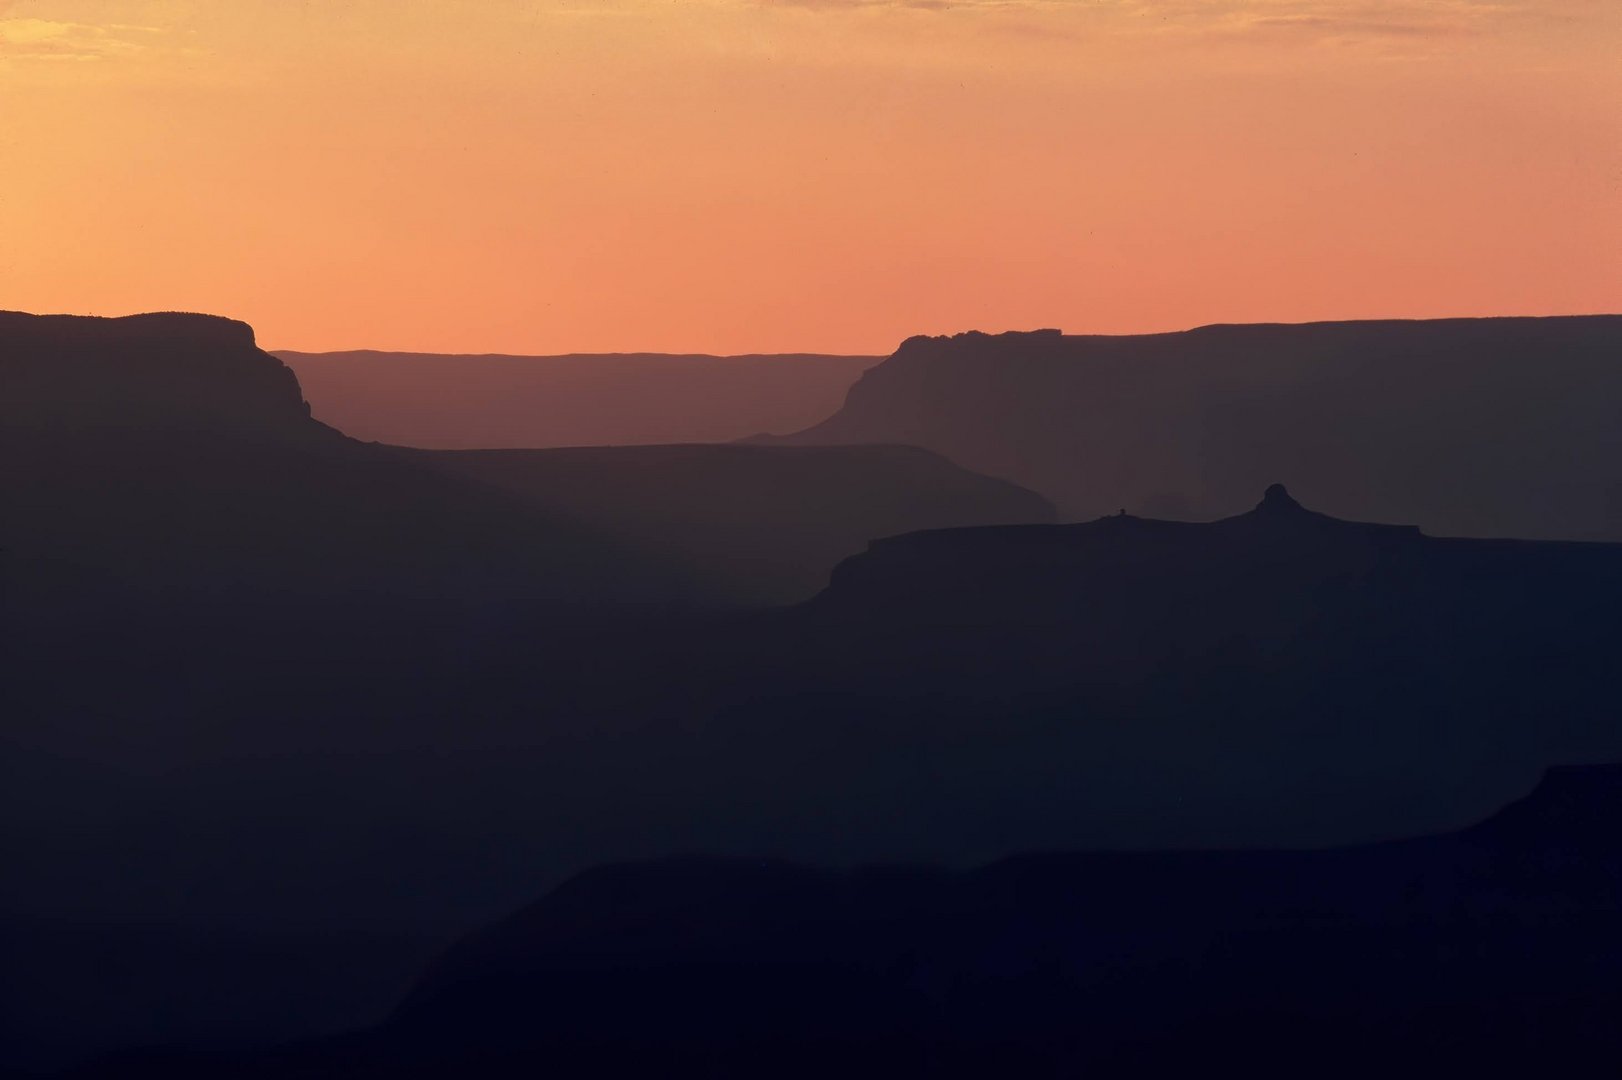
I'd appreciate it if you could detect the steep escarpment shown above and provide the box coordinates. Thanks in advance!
[772,317,1622,540]
[1,311,317,437]
[0,311,662,601]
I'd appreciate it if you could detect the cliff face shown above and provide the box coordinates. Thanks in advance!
[774,317,1622,541]
[0,311,655,600]
[0,311,316,437]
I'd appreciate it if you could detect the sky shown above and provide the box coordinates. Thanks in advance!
[2,0,1619,354]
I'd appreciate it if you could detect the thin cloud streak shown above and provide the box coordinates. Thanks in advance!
[753,0,1588,44]
[0,16,158,62]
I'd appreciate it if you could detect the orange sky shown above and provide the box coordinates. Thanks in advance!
[3,1,1619,354]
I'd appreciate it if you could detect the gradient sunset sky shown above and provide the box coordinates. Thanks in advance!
[4,1,1618,353]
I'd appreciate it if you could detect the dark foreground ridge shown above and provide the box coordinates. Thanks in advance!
[768,316,1622,540]
[12,486,1622,1073]
[9,483,1622,1068]
[72,765,1622,1078]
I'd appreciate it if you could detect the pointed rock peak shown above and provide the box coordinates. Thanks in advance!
[1256,484,1303,513]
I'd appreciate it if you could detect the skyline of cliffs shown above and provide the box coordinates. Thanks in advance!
[769,316,1622,541]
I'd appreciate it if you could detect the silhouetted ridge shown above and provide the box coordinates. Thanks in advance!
[1,310,314,437]
[0,311,658,599]
[121,765,1620,1079]
[820,485,1434,608]
[2,309,1053,604]
[894,327,1064,354]
[0,309,258,349]
[407,764,1622,1010]
[769,315,1622,541]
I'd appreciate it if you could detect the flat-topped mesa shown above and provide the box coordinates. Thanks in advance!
[779,316,1622,541]
[0,310,259,351]
[0,310,316,438]
[813,483,1622,627]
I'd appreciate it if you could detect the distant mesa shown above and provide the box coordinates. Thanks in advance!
[274,346,883,450]
[766,316,1622,542]
[816,481,1447,618]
